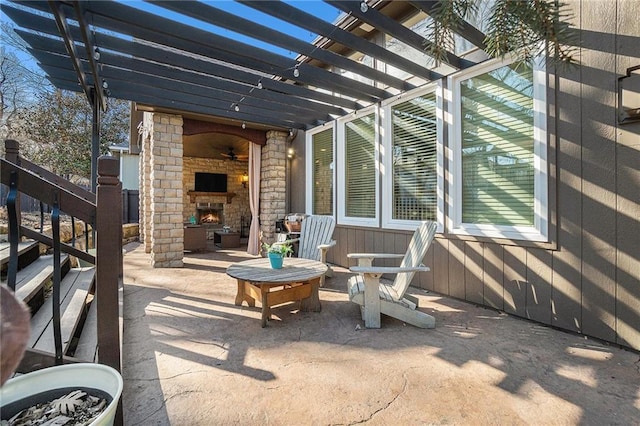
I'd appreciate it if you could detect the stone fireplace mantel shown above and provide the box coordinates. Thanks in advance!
[187,191,236,204]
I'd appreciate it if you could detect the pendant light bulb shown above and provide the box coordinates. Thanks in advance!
[234,104,240,112]
[242,122,246,129]
[257,81,263,89]
[360,1,368,12]
[293,64,300,78]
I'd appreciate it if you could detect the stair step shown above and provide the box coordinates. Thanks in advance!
[0,240,40,269]
[2,254,69,304]
[29,267,96,355]
[74,298,98,362]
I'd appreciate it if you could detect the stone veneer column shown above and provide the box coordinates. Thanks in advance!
[140,114,152,253]
[149,113,184,268]
[260,130,287,246]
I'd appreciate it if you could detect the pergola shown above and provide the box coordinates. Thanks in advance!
[3,1,490,131]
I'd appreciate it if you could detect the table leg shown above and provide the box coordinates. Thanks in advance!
[235,280,255,307]
[234,279,244,306]
[261,284,270,328]
[300,277,322,312]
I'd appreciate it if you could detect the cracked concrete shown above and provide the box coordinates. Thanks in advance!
[121,242,640,425]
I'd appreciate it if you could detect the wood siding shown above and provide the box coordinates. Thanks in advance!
[290,0,640,350]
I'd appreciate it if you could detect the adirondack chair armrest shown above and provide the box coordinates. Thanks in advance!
[317,240,335,265]
[317,240,336,250]
[280,237,300,245]
[347,253,405,259]
[347,253,405,267]
[349,265,430,275]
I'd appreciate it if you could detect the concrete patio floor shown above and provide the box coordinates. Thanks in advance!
[121,242,639,425]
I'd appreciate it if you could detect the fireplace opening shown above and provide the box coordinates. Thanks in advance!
[196,202,224,225]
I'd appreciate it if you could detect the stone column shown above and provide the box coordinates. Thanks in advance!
[140,114,152,253]
[260,130,287,246]
[149,113,184,268]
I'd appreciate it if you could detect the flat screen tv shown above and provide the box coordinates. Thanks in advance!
[194,172,227,192]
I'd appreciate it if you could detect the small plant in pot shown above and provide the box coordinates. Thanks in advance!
[262,242,293,269]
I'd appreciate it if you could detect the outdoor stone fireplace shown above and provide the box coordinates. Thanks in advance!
[182,156,250,240]
[196,202,224,225]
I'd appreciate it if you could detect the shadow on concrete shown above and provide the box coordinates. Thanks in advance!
[122,242,640,425]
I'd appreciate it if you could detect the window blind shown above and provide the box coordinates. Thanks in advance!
[312,128,333,215]
[460,63,535,226]
[391,93,438,221]
[345,113,376,218]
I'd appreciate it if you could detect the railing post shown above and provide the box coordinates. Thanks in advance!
[95,156,122,372]
[5,140,22,229]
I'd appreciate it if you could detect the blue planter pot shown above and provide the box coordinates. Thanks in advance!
[268,253,284,269]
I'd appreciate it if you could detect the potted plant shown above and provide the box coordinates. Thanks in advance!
[262,242,293,269]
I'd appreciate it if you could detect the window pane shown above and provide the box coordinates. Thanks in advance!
[391,93,438,221]
[345,113,376,218]
[461,63,534,226]
[312,128,333,215]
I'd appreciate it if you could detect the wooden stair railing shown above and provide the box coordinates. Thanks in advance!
[1,139,122,375]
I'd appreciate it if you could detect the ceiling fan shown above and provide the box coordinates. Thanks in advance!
[221,147,247,161]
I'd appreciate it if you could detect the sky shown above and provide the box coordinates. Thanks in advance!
[134,1,344,58]
[1,0,347,76]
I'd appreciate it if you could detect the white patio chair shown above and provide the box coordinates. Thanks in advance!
[347,221,437,328]
[284,215,336,282]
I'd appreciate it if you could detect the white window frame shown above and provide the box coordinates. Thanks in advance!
[336,105,380,227]
[305,122,335,217]
[447,56,548,241]
[380,82,444,232]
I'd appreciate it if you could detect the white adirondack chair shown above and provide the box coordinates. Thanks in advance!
[347,221,437,328]
[285,215,336,281]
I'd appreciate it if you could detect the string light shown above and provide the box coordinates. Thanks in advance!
[257,81,263,89]
[93,47,100,61]
[242,122,246,129]
[293,63,300,78]
[102,80,108,89]
[360,1,368,12]
[234,104,240,112]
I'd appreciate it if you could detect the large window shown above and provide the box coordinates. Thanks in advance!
[336,106,379,227]
[448,57,548,241]
[305,125,334,216]
[381,83,443,230]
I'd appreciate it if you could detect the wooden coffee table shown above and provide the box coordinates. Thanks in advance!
[226,258,328,327]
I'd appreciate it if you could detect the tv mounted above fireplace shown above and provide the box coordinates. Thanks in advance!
[194,172,227,192]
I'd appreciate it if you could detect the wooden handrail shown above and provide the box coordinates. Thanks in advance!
[18,157,96,203]
[0,159,96,225]
[4,139,95,203]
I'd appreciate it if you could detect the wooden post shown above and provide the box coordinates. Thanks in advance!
[95,156,122,371]
[4,140,22,229]
[96,156,123,426]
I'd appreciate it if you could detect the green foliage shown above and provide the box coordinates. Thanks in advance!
[262,242,293,257]
[427,0,477,66]
[426,0,578,67]
[16,90,129,179]
[485,0,578,65]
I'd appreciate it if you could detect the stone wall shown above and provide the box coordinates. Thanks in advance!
[140,116,152,253]
[183,157,250,233]
[148,113,184,268]
[259,130,287,245]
